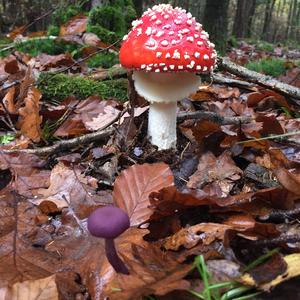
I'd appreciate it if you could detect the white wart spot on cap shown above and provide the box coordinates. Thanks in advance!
[187,36,194,43]
[203,54,209,60]
[156,52,162,58]
[172,50,180,59]
[161,40,169,46]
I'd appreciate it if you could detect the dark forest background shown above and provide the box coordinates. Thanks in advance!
[0,0,299,54]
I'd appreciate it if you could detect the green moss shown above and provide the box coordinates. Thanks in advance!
[87,51,119,68]
[52,4,84,27]
[37,73,128,102]
[14,38,80,57]
[245,58,287,77]
[89,6,125,36]
[87,0,136,42]
[256,41,274,52]
[87,24,118,44]
[47,25,60,36]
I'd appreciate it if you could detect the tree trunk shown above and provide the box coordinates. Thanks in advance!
[233,0,257,39]
[261,0,276,41]
[202,0,229,54]
[285,0,295,39]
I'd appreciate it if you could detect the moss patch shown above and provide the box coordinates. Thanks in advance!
[245,58,288,77]
[87,0,136,44]
[37,73,128,103]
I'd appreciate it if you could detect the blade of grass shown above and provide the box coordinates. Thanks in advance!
[221,286,253,300]
[237,131,300,144]
[233,291,262,300]
[242,248,279,273]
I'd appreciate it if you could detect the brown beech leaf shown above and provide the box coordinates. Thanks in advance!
[162,223,232,251]
[0,275,59,300]
[2,86,16,113]
[273,168,300,195]
[60,15,87,36]
[101,228,192,300]
[17,87,42,142]
[192,120,221,142]
[0,152,50,196]
[240,254,300,291]
[187,151,242,197]
[35,162,112,218]
[113,163,174,226]
[33,53,76,71]
[248,253,287,285]
[0,192,61,286]
[4,57,19,74]
[54,98,121,137]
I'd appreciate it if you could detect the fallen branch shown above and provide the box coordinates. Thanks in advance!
[1,127,114,155]
[212,73,255,89]
[177,110,253,125]
[219,57,300,101]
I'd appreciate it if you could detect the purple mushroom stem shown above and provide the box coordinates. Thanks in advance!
[87,206,130,275]
[105,238,129,275]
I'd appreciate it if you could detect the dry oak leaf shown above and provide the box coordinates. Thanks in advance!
[113,163,174,226]
[101,228,192,300]
[35,162,112,218]
[17,87,42,142]
[0,275,59,300]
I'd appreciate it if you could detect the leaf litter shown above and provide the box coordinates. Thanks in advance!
[0,16,300,300]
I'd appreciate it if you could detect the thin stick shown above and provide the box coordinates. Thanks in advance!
[1,127,114,155]
[177,111,253,125]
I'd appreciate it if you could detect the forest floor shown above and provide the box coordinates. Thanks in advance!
[0,15,300,300]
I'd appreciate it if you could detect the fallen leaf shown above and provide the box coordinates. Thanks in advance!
[248,253,287,285]
[60,15,87,36]
[273,168,300,195]
[162,223,232,251]
[113,163,174,226]
[187,151,242,197]
[35,162,112,218]
[101,228,192,300]
[192,120,221,142]
[0,275,59,300]
[240,253,300,291]
[17,87,42,142]
[1,86,16,113]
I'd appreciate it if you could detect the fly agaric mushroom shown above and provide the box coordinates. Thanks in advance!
[87,206,130,274]
[120,4,217,150]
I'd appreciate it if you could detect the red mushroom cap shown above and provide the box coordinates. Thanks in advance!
[120,4,217,73]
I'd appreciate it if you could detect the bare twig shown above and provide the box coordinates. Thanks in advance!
[1,127,114,155]
[0,97,17,133]
[238,234,300,247]
[212,73,256,89]
[219,57,300,101]
[177,110,253,125]
[259,207,300,222]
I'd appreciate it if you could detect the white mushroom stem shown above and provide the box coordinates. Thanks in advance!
[132,71,201,150]
[148,101,177,149]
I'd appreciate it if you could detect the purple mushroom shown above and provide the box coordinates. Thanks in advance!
[87,206,130,275]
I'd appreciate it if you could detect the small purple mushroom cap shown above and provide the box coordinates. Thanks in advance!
[87,206,130,239]
[87,206,130,274]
